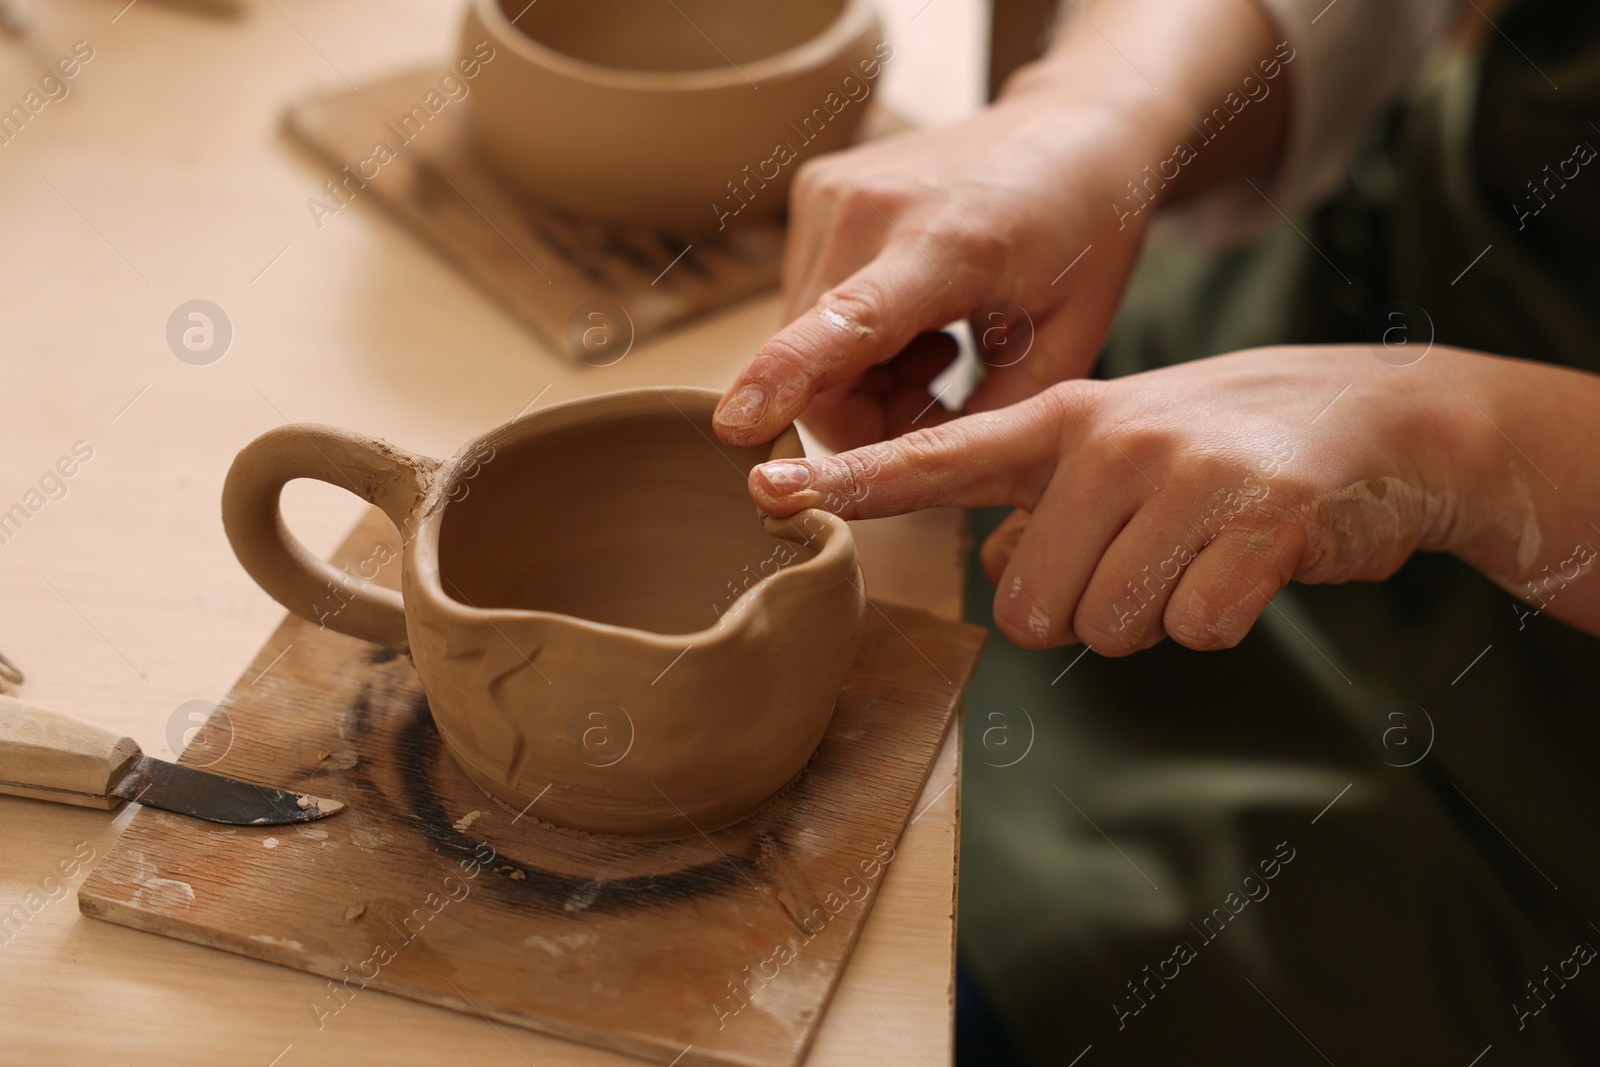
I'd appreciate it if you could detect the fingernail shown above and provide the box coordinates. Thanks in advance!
[716,383,769,429]
[757,462,812,495]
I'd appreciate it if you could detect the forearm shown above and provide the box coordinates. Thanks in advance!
[1431,349,1600,637]
[998,0,1292,214]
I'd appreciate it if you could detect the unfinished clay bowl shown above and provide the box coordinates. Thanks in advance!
[222,388,865,839]
[461,0,886,232]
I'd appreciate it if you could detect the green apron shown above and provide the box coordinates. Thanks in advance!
[958,2,1600,1062]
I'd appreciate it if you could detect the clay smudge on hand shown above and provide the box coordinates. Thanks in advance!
[1297,476,1461,584]
[1173,587,1259,650]
[1502,469,1543,575]
[818,305,874,341]
[1026,602,1050,641]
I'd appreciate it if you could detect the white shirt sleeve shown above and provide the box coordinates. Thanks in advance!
[1161,0,1461,246]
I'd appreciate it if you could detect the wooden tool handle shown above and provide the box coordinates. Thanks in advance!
[0,695,141,809]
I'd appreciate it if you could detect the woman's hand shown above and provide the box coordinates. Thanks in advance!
[709,99,1152,453]
[712,0,1292,453]
[745,345,1597,653]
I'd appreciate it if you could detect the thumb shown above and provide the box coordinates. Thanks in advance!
[748,397,1067,520]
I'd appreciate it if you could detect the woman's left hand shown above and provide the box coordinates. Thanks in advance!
[747,344,1534,653]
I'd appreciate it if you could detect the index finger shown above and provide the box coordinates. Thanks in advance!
[747,390,1074,520]
[713,241,974,447]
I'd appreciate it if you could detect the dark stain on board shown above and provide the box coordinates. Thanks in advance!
[330,683,758,917]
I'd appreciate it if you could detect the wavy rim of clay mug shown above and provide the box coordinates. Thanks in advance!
[471,0,880,93]
[412,389,854,652]
[221,387,853,657]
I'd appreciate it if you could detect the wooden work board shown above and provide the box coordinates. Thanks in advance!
[283,69,910,356]
[78,509,984,1067]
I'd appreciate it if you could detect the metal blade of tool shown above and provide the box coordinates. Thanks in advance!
[109,756,344,825]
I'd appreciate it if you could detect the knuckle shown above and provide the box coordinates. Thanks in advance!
[1037,378,1100,426]
[821,175,905,227]
[820,442,896,510]
[1096,418,1172,469]
[1204,512,1303,577]
[1079,434,1125,474]
[921,215,1011,279]
[892,426,960,470]
[920,215,990,256]
[1073,427,1141,477]
[835,446,885,488]
[791,158,842,203]
[790,160,822,201]
[817,278,891,337]
[844,171,909,206]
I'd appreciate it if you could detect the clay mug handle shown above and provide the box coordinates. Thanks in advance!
[222,425,436,654]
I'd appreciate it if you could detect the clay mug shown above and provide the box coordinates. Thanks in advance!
[461,0,887,231]
[221,388,865,838]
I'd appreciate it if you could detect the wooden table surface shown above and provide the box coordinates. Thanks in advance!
[0,1,985,1064]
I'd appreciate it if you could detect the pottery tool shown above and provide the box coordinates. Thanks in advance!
[79,508,984,1067]
[0,695,344,824]
[283,70,910,357]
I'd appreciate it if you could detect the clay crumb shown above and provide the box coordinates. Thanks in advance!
[453,810,486,833]
[342,902,366,923]
[263,837,279,849]
[494,865,527,881]
[295,793,345,816]
[317,750,331,762]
